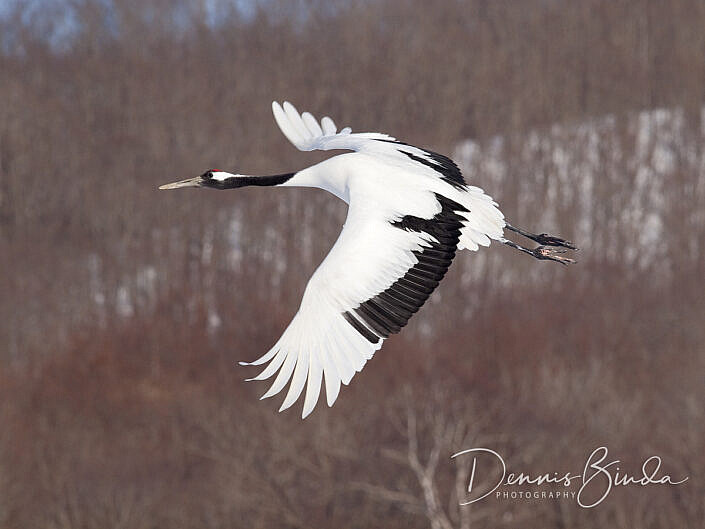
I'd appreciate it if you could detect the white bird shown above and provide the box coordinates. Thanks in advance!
[160,101,577,418]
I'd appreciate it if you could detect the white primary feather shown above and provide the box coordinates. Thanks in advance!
[272,101,396,152]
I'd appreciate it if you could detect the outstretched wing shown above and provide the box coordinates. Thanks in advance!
[241,190,470,418]
[272,101,474,191]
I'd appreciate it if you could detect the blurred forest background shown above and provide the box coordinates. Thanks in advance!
[1,0,704,527]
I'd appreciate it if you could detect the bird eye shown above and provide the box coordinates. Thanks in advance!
[202,170,214,179]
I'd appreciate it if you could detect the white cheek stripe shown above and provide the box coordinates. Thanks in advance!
[211,171,239,182]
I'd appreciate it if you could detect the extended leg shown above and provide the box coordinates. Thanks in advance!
[501,238,576,265]
[505,223,578,250]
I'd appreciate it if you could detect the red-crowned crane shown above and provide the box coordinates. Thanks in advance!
[160,102,577,418]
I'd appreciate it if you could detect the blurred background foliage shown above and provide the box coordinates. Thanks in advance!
[0,0,704,527]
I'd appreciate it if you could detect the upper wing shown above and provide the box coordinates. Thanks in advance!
[240,189,471,418]
[272,101,471,191]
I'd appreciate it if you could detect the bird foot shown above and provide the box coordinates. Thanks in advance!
[532,233,578,250]
[533,246,576,265]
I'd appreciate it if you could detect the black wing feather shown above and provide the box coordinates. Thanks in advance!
[344,195,468,341]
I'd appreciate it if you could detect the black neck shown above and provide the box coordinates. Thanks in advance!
[206,172,295,190]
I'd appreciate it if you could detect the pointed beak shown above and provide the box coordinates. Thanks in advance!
[158,176,203,190]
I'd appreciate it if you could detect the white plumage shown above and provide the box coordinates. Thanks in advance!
[243,102,505,418]
[160,101,576,418]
